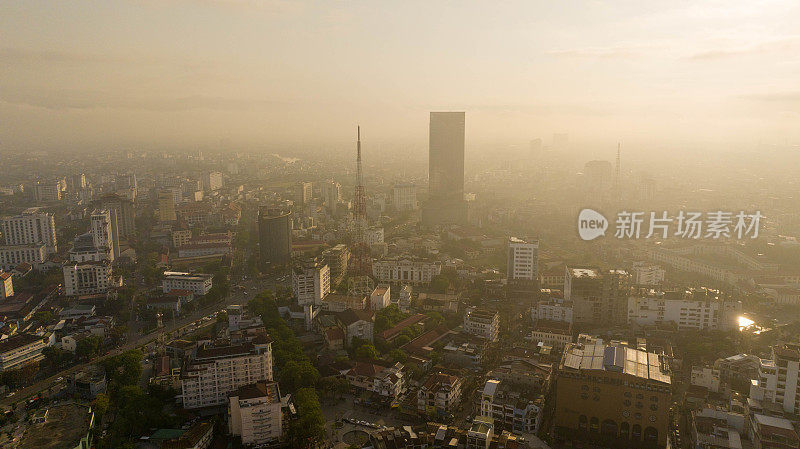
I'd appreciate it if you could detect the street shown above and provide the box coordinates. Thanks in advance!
[0,276,280,408]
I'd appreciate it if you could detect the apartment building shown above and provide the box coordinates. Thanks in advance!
[750,343,800,414]
[0,208,57,255]
[228,381,283,446]
[291,257,330,306]
[181,338,273,409]
[463,307,499,342]
[163,271,213,296]
[0,244,47,271]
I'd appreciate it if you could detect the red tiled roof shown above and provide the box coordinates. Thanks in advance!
[378,313,428,340]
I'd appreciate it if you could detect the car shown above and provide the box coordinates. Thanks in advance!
[55,377,63,382]
[5,392,15,398]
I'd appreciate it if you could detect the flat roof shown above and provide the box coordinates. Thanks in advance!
[561,342,671,385]
[18,404,93,449]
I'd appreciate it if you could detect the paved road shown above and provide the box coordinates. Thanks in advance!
[0,277,280,408]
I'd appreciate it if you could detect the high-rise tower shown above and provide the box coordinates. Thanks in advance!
[422,112,468,226]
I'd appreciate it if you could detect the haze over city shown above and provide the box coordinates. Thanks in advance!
[3,3,800,449]
[3,0,800,154]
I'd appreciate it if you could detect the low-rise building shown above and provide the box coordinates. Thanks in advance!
[480,379,544,435]
[228,381,284,446]
[530,320,572,351]
[370,284,391,311]
[691,366,721,393]
[372,256,442,285]
[17,403,94,449]
[163,271,213,296]
[417,372,463,418]
[346,361,406,399]
[335,309,374,346]
[749,414,799,449]
[627,288,741,331]
[0,333,48,372]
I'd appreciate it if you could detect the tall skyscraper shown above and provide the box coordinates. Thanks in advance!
[258,208,292,268]
[422,112,467,226]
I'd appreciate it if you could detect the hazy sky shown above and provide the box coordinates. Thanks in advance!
[2,0,800,152]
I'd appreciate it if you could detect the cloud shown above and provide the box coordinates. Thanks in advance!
[0,88,280,112]
[686,36,800,61]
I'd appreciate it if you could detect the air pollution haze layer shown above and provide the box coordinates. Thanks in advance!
[2,0,800,153]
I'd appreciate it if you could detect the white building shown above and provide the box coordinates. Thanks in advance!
[63,260,121,296]
[464,307,499,342]
[507,237,538,283]
[0,333,48,372]
[182,338,273,409]
[691,366,721,393]
[392,183,417,211]
[370,284,391,311]
[372,256,442,285]
[0,244,46,271]
[228,381,283,446]
[632,262,666,286]
[89,209,116,261]
[750,343,800,414]
[627,289,741,331]
[1,209,58,255]
[291,258,330,306]
[162,272,213,296]
[531,295,573,324]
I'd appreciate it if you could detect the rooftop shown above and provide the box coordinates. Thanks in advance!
[18,404,93,449]
[231,380,281,402]
[561,342,671,385]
